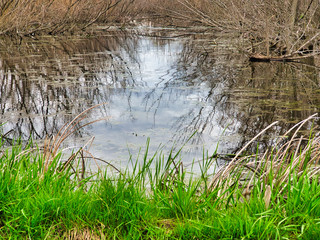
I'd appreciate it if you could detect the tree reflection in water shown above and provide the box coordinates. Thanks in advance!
[0,29,319,165]
[0,32,139,141]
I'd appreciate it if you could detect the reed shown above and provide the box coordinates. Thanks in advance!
[0,0,137,36]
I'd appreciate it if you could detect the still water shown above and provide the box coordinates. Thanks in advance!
[1,26,320,168]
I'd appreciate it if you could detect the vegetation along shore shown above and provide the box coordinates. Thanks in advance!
[1,109,320,238]
[0,0,318,60]
[0,0,320,239]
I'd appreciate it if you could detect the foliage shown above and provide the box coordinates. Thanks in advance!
[1,115,320,239]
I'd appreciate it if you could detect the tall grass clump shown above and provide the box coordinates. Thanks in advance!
[1,114,320,238]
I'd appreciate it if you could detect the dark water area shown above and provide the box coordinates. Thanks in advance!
[1,26,320,168]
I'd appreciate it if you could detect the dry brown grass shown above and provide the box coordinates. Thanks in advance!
[0,0,137,35]
[135,0,319,58]
[1,0,318,59]
[42,104,106,172]
[41,103,122,180]
[62,228,104,240]
[209,114,320,206]
[11,103,124,181]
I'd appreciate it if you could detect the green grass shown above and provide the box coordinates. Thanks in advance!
[1,120,320,239]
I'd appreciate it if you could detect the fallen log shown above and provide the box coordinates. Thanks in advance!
[249,52,320,62]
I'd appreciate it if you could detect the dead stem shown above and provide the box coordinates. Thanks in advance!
[209,114,320,202]
[43,103,108,175]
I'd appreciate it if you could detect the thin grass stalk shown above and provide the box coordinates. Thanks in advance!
[210,121,278,190]
[62,136,97,174]
[83,156,123,176]
[207,114,320,206]
[49,103,106,156]
[276,137,314,187]
[271,116,317,183]
[43,103,108,173]
[294,136,304,161]
[275,113,317,146]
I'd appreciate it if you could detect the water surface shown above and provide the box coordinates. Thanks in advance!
[1,27,320,168]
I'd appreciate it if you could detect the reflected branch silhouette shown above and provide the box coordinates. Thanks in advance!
[0,29,319,161]
[0,32,140,141]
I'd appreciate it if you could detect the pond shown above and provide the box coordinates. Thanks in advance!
[1,26,320,169]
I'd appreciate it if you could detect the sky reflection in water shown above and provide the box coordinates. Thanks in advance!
[1,28,320,168]
[91,36,234,165]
